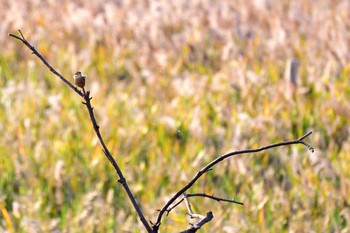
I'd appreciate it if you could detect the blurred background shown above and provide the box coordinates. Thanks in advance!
[1,0,349,232]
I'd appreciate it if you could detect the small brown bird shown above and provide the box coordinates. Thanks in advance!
[73,71,86,93]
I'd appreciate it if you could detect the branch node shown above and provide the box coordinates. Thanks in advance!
[118,178,126,185]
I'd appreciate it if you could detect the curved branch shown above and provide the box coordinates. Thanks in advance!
[153,131,314,230]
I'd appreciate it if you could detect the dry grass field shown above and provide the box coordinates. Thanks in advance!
[1,0,350,232]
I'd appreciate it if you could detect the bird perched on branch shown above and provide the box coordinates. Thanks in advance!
[73,71,86,93]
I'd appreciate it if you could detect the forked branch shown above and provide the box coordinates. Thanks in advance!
[179,193,214,233]
[152,131,313,230]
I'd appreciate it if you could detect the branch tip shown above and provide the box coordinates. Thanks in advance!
[299,141,314,153]
[18,29,24,39]
[308,147,315,153]
[298,131,312,141]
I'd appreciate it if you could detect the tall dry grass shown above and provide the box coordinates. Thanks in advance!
[1,0,349,232]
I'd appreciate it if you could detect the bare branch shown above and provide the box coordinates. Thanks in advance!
[153,131,314,230]
[183,193,197,218]
[165,192,242,217]
[187,193,243,205]
[298,131,312,141]
[164,198,185,216]
[9,30,153,233]
[82,92,152,232]
[178,194,213,232]
[8,30,84,97]
[180,194,213,233]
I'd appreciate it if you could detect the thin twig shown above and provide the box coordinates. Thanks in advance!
[153,131,314,230]
[182,211,213,232]
[9,30,153,233]
[165,198,184,216]
[180,194,213,233]
[165,192,242,217]
[298,131,312,141]
[8,30,84,97]
[183,193,198,218]
[187,193,243,205]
